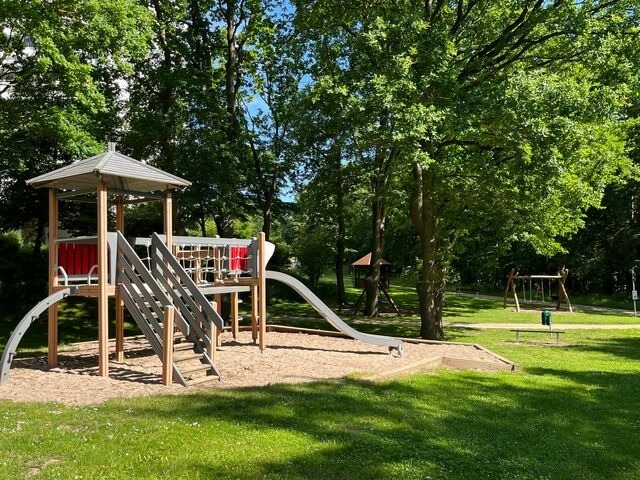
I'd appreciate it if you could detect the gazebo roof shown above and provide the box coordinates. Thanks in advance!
[27,144,191,193]
[351,253,391,267]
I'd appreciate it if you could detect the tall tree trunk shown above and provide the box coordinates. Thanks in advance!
[152,0,184,234]
[364,195,385,316]
[33,198,46,255]
[262,207,271,240]
[410,162,445,340]
[334,146,346,307]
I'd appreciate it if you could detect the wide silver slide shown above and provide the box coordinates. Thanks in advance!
[265,270,404,355]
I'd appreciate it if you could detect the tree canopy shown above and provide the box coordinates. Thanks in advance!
[1,0,638,338]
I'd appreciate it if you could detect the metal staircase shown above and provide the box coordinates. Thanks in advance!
[116,232,224,386]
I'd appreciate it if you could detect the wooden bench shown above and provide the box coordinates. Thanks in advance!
[511,329,565,345]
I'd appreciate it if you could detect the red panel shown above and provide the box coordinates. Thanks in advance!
[230,246,248,271]
[58,242,99,276]
[67,244,77,275]
[58,243,69,272]
[80,244,89,274]
[87,244,98,275]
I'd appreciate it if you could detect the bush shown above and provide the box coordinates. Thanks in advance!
[0,233,48,318]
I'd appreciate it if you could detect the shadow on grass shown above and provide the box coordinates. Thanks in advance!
[119,370,639,479]
[564,336,640,362]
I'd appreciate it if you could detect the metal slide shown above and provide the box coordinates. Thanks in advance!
[0,286,78,383]
[265,270,404,355]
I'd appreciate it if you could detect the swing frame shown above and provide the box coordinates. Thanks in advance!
[503,268,572,312]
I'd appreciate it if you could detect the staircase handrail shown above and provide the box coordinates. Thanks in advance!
[150,233,224,346]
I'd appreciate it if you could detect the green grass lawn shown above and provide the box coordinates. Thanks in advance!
[1,286,640,479]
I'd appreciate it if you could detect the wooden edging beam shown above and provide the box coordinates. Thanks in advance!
[264,325,519,371]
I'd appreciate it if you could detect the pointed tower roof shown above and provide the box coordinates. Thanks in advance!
[27,143,191,193]
[351,252,391,267]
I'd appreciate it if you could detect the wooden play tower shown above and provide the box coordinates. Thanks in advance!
[0,143,404,386]
[26,142,194,376]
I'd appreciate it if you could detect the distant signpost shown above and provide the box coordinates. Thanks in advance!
[632,268,637,317]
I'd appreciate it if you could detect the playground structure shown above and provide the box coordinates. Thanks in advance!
[351,253,400,316]
[0,144,403,386]
[503,267,573,312]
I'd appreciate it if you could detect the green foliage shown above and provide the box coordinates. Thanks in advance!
[293,0,639,337]
[0,232,47,317]
[0,0,153,246]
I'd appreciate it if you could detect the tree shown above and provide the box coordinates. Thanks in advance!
[0,0,152,250]
[244,6,304,241]
[296,1,637,339]
[295,3,426,315]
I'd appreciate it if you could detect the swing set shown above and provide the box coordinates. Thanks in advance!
[503,267,572,312]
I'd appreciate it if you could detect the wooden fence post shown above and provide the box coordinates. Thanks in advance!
[162,305,175,386]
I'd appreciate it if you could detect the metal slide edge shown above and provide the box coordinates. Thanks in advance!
[265,270,403,355]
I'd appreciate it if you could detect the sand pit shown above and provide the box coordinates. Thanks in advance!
[0,330,515,405]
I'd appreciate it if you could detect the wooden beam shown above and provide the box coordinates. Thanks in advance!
[47,189,59,367]
[97,180,109,377]
[510,276,520,312]
[259,232,266,351]
[559,268,573,312]
[251,285,258,343]
[503,268,515,309]
[230,291,239,340]
[115,195,125,362]
[163,190,173,251]
[162,305,175,386]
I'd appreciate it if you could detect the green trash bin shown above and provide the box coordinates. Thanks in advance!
[541,310,552,326]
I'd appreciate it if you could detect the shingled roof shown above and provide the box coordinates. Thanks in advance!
[27,144,191,193]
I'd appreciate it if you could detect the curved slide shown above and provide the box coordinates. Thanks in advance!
[265,270,404,355]
[0,286,78,383]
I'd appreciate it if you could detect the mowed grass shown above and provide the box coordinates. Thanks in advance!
[1,286,640,478]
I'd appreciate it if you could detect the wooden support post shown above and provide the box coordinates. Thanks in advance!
[115,195,125,362]
[162,305,175,386]
[559,268,573,312]
[231,291,239,339]
[251,284,259,344]
[511,277,520,312]
[213,293,222,346]
[163,190,173,251]
[503,268,515,309]
[47,189,59,368]
[209,320,217,363]
[259,232,267,351]
[97,181,109,377]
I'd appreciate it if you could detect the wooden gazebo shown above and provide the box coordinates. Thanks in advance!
[352,253,391,289]
[351,253,399,315]
[26,142,190,377]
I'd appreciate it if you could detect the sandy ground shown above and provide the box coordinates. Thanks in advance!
[0,331,510,406]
